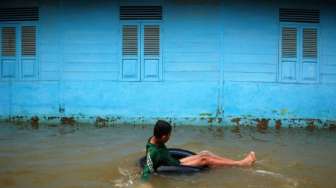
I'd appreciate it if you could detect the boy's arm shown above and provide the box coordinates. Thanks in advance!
[141,149,159,181]
[141,166,151,181]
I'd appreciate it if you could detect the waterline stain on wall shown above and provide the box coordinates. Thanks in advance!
[1,115,336,129]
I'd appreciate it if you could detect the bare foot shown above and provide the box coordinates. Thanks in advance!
[238,151,256,167]
[251,151,256,163]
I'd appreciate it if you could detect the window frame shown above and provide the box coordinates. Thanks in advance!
[119,20,163,82]
[278,22,320,84]
[0,21,39,81]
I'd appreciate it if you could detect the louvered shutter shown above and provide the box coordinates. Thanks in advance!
[0,7,39,21]
[279,9,320,23]
[20,25,37,79]
[22,26,36,56]
[144,26,160,56]
[301,28,318,82]
[279,27,298,81]
[303,28,317,59]
[120,6,162,20]
[1,26,17,78]
[2,27,16,56]
[121,24,140,80]
[282,28,297,58]
[142,25,161,80]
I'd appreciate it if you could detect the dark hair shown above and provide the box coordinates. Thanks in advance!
[154,120,172,139]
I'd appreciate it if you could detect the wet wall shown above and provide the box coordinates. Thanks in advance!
[0,0,335,127]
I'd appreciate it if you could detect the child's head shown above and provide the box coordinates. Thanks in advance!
[153,120,172,143]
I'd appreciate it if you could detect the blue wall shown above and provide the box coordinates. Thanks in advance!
[219,0,336,124]
[0,0,335,127]
[0,83,10,117]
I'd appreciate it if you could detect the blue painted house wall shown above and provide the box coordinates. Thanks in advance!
[0,0,335,127]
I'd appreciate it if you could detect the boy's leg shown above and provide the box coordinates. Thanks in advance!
[178,151,218,164]
[198,150,228,160]
[198,151,256,165]
[180,154,239,167]
[179,151,256,167]
[180,151,240,165]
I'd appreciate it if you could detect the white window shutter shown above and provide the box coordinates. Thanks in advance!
[279,27,298,82]
[142,25,161,81]
[1,27,17,79]
[20,25,37,79]
[121,24,140,81]
[301,28,318,82]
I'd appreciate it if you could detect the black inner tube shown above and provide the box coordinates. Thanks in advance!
[139,148,208,174]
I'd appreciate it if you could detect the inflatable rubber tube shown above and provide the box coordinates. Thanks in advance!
[139,148,208,174]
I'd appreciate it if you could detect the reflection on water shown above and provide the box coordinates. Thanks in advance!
[0,122,335,188]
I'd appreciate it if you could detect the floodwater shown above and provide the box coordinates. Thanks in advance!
[0,122,335,188]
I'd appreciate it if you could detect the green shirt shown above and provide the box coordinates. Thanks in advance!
[141,138,180,181]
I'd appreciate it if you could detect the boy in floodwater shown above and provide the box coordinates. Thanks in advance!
[141,120,256,181]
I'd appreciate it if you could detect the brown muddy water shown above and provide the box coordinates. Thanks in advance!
[0,122,335,188]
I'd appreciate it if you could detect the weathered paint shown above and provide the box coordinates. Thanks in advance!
[0,0,335,127]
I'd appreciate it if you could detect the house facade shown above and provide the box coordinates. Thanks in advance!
[0,0,335,127]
